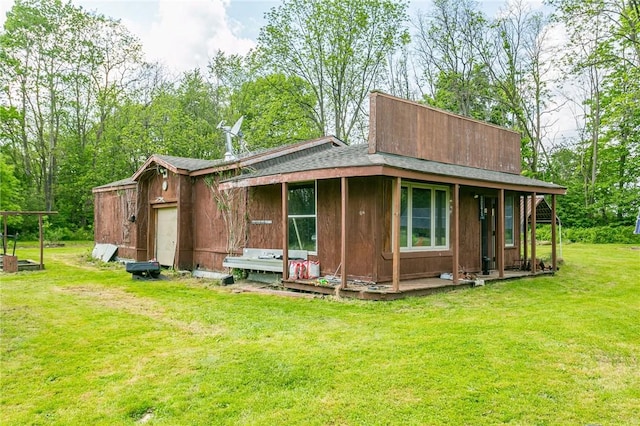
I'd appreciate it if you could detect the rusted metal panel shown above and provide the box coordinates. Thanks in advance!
[370,92,521,174]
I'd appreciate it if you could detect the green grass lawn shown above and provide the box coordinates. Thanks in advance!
[1,242,639,425]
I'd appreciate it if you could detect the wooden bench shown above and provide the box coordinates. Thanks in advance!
[223,248,308,273]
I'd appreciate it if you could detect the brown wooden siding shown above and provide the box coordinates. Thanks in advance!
[93,186,138,259]
[247,185,282,250]
[135,181,149,260]
[192,177,234,271]
[344,177,379,281]
[316,180,342,277]
[176,174,193,269]
[459,187,481,272]
[370,92,521,174]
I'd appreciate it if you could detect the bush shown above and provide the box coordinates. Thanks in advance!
[532,225,640,244]
[45,227,93,242]
[562,226,640,244]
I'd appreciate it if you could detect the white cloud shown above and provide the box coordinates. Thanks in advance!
[140,0,255,73]
[0,0,256,74]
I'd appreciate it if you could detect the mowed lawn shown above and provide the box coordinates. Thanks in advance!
[1,243,639,425]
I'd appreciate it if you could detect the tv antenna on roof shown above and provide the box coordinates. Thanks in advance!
[217,116,244,161]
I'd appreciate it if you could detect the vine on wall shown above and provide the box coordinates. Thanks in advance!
[204,172,249,255]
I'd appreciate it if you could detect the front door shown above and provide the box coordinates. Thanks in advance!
[480,196,496,274]
[155,207,177,267]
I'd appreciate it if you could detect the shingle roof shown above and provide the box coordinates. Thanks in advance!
[229,144,565,191]
[92,177,136,190]
[153,154,222,172]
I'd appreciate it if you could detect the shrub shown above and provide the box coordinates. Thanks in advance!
[562,226,640,244]
[532,225,639,244]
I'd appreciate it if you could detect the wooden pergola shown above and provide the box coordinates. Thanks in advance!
[1,211,58,270]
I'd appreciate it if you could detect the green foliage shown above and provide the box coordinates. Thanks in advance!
[535,224,640,244]
[231,74,321,149]
[563,226,640,244]
[259,0,410,142]
[544,0,640,230]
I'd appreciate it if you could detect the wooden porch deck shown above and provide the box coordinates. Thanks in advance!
[282,270,555,300]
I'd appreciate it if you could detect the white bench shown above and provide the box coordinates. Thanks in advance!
[223,248,308,273]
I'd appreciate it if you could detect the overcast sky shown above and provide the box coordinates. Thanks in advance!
[1,0,575,141]
[0,0,545,74]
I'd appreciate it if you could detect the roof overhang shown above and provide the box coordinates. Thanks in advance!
[190,135,346,177]
[218,164,567,195]
[131,156,190,181]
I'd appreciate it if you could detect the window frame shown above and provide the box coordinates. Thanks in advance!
[398,182,450,252]
[287,181,317,254]
[504,195,515,247]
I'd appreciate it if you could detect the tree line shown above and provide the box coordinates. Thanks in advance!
[0,0,638,237]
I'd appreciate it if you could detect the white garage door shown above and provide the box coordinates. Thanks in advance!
[156,207,177,267]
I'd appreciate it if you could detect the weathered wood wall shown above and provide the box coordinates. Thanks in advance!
[247,185,282,250]
[176,174,193,269]
[369,92,522,174]
[191,177,231,270]
[93,185,138,259]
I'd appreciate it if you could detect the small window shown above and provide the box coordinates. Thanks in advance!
[399,182,449,250]
[505,196,514,246]
[288,182,316,252]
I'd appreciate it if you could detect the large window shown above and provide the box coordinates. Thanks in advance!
[400,183,449,250]
[288,182,317,252]
[505,195,514,246]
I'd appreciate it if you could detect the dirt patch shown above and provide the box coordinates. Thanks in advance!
[56,285,225,337]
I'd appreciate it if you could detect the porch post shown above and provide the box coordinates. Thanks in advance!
[282,182,289,280]
[392,177,401,292]
[551,194,557,271]
[39,213,44,270]
[340,177,348,289]
[3,212,7,255]
[531,192,537,274]
[452,184,460,284]
[523,194,528,269]
[497,189,505,278]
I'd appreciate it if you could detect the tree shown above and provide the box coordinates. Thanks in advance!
[479,0,556,175]
[1,0,144,228]
[258,0,409,143]
[230,74,321,150]
[549,0,640,225]
[413,0,493,119]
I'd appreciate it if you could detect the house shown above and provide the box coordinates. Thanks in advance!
[93,92,565,298]
[92,136,346,270]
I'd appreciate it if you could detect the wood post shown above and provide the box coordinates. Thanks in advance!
[39,214,44,270]
[392,177,401,292]
[523,195,528,269]
[551,194,557,271]
[452,184,459,284]
[340,177,348,289]
[497,189,505,278]
[282,182,289,280]
[531,192,537,274]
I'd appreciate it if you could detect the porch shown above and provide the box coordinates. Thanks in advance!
[281,269,555,301]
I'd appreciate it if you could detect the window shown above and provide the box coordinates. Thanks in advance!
[288,182,316,252]
[399,182,449,250]
[505,196,514,246]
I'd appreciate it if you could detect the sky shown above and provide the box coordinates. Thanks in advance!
[0,0,545,74]
[0,0,574,141]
